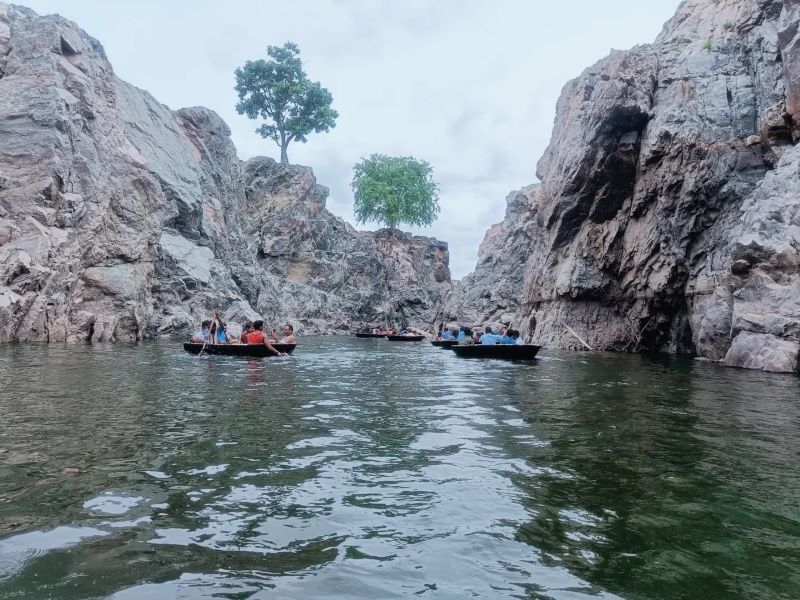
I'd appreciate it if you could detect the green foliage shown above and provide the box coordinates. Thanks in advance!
[724,21,734,31]
[234,42,338,164]
[351,154,440,229]
[703,38,714,50]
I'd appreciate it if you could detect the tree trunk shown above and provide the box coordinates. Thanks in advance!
[280,143,289,165]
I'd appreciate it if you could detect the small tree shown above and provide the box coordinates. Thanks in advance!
[234,42,338,165]
[351,154,440,229]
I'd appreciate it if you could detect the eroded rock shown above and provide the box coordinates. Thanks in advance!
[449,0,800,372]
[0,3,450,342]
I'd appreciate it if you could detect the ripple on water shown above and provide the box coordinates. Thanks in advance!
[0,339,799,599]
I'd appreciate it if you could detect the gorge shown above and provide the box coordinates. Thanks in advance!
[1,0,799,373]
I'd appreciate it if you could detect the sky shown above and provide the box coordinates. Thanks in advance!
[23,0,682,278]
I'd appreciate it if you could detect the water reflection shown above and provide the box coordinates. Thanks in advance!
[0,340,798,599]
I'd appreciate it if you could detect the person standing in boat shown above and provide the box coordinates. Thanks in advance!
[209,309,228,344]
[246,320,284,356]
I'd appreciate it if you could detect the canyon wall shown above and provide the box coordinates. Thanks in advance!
[0,4,449,342]
[446,0,800,372]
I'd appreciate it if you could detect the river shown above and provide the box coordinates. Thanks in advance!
[0,337,798,599]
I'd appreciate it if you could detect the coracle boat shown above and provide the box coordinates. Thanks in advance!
[450,344,540,360]
[183,343,296,357]
[354,332,387,338]
[386,334,425,342]
[431,339,458,348]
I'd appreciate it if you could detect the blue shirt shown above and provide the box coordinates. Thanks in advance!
[480,333,503,345]
[500,336,515,345]
[456,331,466,340]
[441,330,455,340]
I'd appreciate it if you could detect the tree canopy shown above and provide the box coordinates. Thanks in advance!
[234,42,338,164]
[351,154,440,229]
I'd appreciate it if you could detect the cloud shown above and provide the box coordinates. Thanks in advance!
[24,0,681,277]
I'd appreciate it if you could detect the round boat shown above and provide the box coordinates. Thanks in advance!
[354,333,387,338]
[450,344,540,360]
[386,334,425,342]
[183,342,296,357]
[431,339,458,348]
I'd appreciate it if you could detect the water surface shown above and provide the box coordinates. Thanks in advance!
[0,337,798,599]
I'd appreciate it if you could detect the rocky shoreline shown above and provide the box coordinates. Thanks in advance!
[1,1,798,373]
[446,0,800,373]
[0,3,450,342]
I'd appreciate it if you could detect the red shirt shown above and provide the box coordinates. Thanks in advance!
[246,330,265,344]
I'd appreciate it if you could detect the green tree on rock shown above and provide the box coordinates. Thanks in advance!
[234,42,338,165]
[351,154,440,230]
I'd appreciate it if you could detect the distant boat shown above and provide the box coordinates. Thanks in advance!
[183,343,296,357]
[386,334,425,342]
[354,332,387,338]
[431,339,458,348]
[450,344,540,360]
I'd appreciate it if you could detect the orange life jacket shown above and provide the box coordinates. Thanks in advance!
[246,330,265,344]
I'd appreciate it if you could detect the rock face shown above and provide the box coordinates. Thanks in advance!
[447,0,800,372]
[0,4,449,342]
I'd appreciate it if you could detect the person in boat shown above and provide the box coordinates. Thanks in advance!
[441,328,456,341]
[458,327,476,345]
[192,320,212,343]
[245,320,284,356]
[479,326,503,345]
[238,322,254,344]
[281,324,297,344]
[512,329,525,345]
[207,309,228,344]
[271,323,296,344]
[500,329,516,345]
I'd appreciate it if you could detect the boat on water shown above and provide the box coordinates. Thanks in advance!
[354,332,387,338]
[183,343,296,357]
[386,334,425,342]
[450,344,540,360]
[431,339,458,348]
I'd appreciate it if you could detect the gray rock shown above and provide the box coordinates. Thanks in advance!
[0,3,450,342]
[723,331,799,372]
[449,0,800,372]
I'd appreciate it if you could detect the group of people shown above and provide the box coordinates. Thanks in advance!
[366,326,420,336]
[191,310,296,356]
[437,325,525,346]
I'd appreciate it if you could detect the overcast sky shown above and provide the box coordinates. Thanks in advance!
[24,0,681,278]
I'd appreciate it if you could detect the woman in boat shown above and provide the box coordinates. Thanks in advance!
[246,320,284,356]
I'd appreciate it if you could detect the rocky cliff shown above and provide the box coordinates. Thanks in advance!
[446,0,800,372]
[0,4,450,342]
